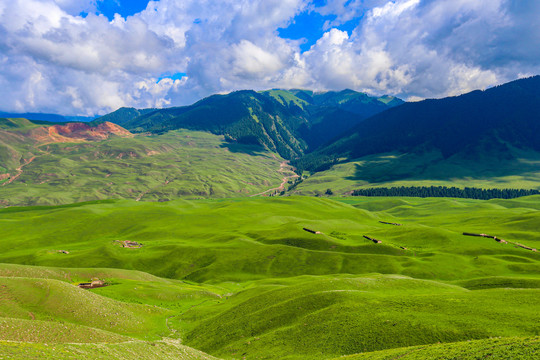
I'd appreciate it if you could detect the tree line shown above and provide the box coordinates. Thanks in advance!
[351,186,540,200]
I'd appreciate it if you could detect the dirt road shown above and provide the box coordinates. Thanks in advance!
[251,161,299,197]
[2,156,36,186]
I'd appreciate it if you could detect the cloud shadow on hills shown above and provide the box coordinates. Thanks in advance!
[219,142,269,157]
[344,150,540,185]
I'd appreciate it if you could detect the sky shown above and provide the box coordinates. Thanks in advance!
[1,0,539,115]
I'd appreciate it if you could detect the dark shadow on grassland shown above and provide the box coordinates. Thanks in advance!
[345,146,540,185]
[219,142,270,157]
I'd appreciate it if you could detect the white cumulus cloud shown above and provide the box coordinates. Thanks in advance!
[0,0,539,115]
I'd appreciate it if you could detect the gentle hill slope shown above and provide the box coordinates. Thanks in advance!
[0,263,221,359]
[0,196,538,282]
[0,340,220,360]
[182,274,539,359]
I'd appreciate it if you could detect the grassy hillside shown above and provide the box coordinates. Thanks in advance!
[335,336,539,360]
[0,127,284,206]
[182,275,539,359]
[0,340,220,360]
[0,196,538,359]
[291,148,540,196]
[0,262,221,358]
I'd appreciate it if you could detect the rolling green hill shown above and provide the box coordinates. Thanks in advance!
[1,196,539,282]
[0,263,220,359]
[335,336,539,360]
[182,275,539,359]
[0,196,538,359]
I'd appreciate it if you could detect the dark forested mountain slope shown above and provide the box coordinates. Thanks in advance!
[261,89,404,150]
[296,76,540,172]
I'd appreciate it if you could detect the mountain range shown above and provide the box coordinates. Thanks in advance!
[1,77,540,205]
[95,89,403,159]
[0,111,95,123]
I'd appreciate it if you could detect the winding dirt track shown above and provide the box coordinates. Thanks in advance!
[251,161,299,197]
[2,156,36,186]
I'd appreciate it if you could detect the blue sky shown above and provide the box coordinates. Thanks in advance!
[278,5,360,52]
[1,0,539,115]
[95,0,153,20]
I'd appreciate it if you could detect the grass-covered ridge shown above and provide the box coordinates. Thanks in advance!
[181,274,539,359]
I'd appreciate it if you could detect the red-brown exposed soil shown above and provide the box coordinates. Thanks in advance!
[29,121,132,144]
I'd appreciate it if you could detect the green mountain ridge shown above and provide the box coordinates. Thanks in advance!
[2,78,540,206]
[92,107,157,126]
[96,89,403,159]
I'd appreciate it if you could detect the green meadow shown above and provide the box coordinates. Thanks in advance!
[0,196,538,358]
[292,149,540,196]
[0,128,284,206]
